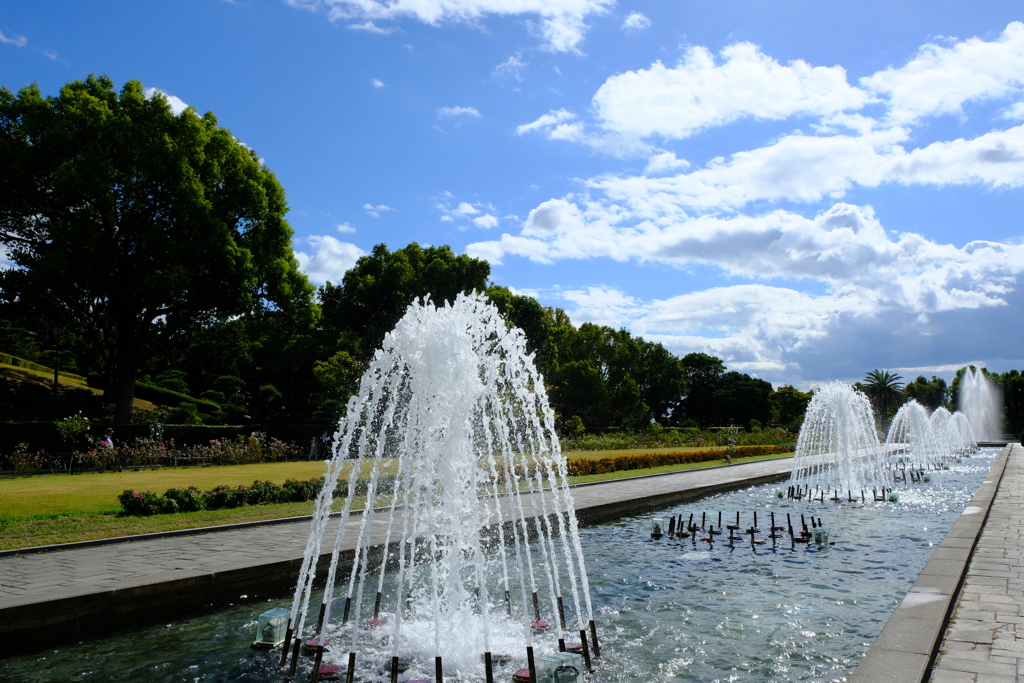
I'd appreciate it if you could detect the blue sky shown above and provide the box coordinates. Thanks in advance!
[3,1,1023,389]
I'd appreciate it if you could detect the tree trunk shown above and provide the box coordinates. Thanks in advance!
[111,324,142,424]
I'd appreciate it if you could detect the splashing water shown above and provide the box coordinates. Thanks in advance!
[287,293,594,681]
[958,367,1003,441]
[886,401,977,467]
[790,382,887,493]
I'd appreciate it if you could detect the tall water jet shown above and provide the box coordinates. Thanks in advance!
[958,367,1003,440]
[286,293,595,681]
[790,382,887,493]
[885,400,940,468]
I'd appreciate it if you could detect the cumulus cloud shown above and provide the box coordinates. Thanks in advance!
[294,235,365,284]
[621,11,649,32]
[143,87,190,115]
[473,214,499,229]
[0,29,27,47]
[283,0,611,52]
[590,43,869,142]
[861,21,1024,125]
[371,78,385,88]
[363,203,394,217]
[336,222,357,234]
[439,106,482,118]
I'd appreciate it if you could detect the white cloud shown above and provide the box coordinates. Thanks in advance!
[590,43,869,142]
[644,151,690,175]
[473,214,499,229]
[285,0,611,52]
[43,49,58,60]
[0,29,27,47]
[516,108,577,135]
[143,87,190,115]
[861,21,1024,125]
[621,11,649,32]
[336,222,357,234]
[439,106,482,118]
[348,20,398,33]
[363,203,394,217]
[494,52,527,81]
[454,202,479,216]
[371,78,385,88]
[294,235,365,284]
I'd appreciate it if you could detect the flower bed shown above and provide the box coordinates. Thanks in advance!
[565,445,790,476]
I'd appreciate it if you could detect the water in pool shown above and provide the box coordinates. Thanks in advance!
[0,448,998,682]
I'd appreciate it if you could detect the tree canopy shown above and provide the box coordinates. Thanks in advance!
[0,75,313,422]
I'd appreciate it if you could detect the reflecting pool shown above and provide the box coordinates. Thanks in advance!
[0,448,998,682]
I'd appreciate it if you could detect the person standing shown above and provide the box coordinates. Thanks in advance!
[100,428,114,449]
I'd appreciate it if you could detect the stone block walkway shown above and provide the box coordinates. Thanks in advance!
[932,444,1024,683]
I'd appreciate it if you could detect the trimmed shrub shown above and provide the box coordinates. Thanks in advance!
[118,477,335,515]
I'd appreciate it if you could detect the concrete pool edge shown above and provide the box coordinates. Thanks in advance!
[848,443,1012,683]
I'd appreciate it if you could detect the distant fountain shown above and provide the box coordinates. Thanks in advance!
[958,367,1003,441]
[929,407,956,460]
[885,400,940,468]
[790,382,887,494]
[951,411,978,453]
[284,294,595,682]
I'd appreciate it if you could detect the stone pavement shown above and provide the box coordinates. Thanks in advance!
[0,457,791,656]
[932,444,1024,683]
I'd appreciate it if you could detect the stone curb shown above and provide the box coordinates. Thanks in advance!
[0,455,794,558]
[848,444,1013,683]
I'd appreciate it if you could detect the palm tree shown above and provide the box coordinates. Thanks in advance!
[862,369,905,430]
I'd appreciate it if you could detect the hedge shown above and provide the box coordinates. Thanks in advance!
[117,477,340,516]
[0,351,87,382]
[565,445,790,476]
[132,381,222,412]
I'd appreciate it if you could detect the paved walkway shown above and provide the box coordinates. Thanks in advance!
[932,444,1024,683]
[0,457,791,654]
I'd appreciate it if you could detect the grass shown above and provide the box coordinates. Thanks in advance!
[0,451,793,551]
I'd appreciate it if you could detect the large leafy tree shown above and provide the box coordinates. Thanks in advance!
[903,375,948,411]
[319,242,490,363]
[679,352,726,427]
[0,75,312,422]
[712,371,773,429]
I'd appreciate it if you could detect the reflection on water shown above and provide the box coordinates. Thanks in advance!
[1,449,998,682]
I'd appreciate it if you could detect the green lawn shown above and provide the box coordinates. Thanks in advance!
[0,451,792,550]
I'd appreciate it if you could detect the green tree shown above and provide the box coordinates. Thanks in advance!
[903,375,948,411]
[712,372,773,429]
[0,75,312,423]
[993,369,1023,435]
[862,369,904,428]
[320,243,490,362]
[769,385,812,430]
[679,353,726,428]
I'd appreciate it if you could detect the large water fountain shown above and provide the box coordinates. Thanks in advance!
[285,294,595,682]
[958,367,1003,441]
[789,382,887,494]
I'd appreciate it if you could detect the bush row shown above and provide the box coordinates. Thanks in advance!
[0,351,87,381]
[117,477,337,515]
[116,474,401,516]
[565,445,791,476]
